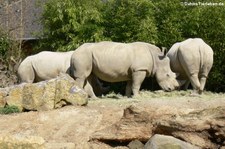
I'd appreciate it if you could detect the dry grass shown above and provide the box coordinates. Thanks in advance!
[89,90,225,104]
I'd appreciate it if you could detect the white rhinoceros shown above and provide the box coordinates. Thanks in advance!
[167,38,213,94]
[70,41,181,98]
[18,51,74,82]
[17,51,108,96]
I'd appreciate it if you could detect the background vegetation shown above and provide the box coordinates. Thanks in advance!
[0,29,22,65]
[0,105,20,114]
[0,29,22,87]
[1,0,224,92]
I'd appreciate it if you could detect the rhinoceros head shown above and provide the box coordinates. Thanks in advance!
[155,56,179,91]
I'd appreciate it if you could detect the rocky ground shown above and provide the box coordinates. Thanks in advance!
[0,90,224,149]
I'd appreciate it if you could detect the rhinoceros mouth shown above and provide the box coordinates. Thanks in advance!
[158,80,179,92]
[163,87,174,92]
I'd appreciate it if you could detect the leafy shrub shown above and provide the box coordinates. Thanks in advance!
[102,0,158,43]
[0,105,20,114]
[0,32,10,60]
[0,28,23,87]
[153,0,184,47]
[0,28,22,68]
[38,0,106,51]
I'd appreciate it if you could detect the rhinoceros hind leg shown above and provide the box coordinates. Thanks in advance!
[132,71,146,96]
[189,74,201,93]
[88,75,110,96]
[199,76,207,94]
[18,62,35,83]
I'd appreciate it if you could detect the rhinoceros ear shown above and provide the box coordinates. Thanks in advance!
[161,47,167,55]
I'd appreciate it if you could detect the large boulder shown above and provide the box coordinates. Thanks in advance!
[128,140,144,149]
[0,74,88,111]
[91,105,225,148]
[153,106,225,148]
[0,135,45,149]
[0,89,7,108]
[144,134,200,149]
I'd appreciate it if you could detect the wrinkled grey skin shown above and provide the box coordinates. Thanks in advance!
[70,41,180,98]
[167,38,213,94]
[17,51,109,96]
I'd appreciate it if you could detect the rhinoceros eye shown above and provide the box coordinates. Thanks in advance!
[166,74,170,77]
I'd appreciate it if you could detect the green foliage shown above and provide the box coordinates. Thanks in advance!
[0,105,20,114]
[153,0,184,47]
[0,28,22,69]
[102,0,158,43]
[0,29,11,60]
[39,0,158,51]
[39,0,106,51]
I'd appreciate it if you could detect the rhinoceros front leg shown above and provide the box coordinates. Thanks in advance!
[132,71,146,96]
[125,80,132,97]
[84,80,97,99]
[183,80,190,90]
[76,77,96,99]
[75,78,85,90]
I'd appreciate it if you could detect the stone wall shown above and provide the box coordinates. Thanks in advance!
[0,74,88,111]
